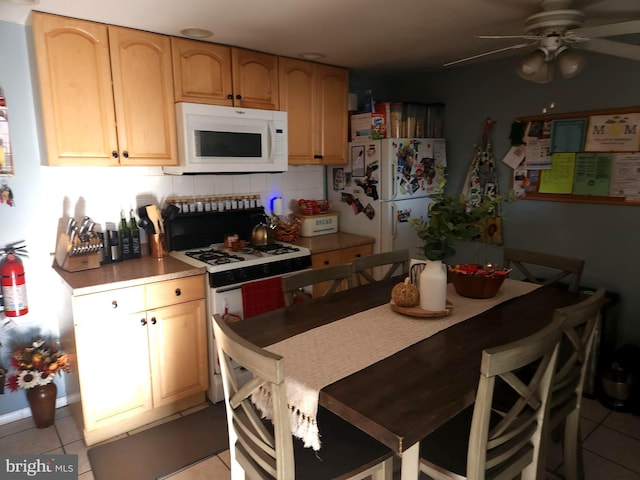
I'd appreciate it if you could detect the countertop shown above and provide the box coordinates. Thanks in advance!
[53,255,205,296]
[291,232,374,254]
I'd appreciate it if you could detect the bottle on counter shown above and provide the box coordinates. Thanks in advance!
[119,210,132,260]
[129,208,141,258]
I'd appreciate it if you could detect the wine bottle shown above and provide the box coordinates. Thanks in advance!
[119,210,132,260]
[129,208,141,258]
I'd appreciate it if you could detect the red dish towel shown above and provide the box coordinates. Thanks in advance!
[242,276,285,318]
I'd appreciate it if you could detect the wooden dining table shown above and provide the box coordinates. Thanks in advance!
[229,277,582,480]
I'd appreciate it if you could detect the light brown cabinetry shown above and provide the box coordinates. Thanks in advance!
[70,275,207,445]
[310,244,372,296]
[32,12,178,166]
[279,58,348,165]
[172,38,279,110]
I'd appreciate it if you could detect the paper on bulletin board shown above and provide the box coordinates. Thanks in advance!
[609,153,640,198]
[550,118,587,153]
[539,153,576,194]
[584,113,640,152]
[573,153,613,196]
[523,137,552,169]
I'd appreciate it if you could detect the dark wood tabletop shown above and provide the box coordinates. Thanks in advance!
[229,278,581,455]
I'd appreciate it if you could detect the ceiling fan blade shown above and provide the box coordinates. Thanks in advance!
[477,35,542,40]
[582,38,640,61]
[572,20,640,38]
[444,42,535,67]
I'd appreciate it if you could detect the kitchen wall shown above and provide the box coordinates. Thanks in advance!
[0,20,324,420]
[3,15,639,420]
[352,49,640,348]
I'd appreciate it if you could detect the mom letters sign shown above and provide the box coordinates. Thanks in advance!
[585,113,640,152]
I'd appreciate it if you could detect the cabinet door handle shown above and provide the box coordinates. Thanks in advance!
[235,94,242,100]
[150,317,157,325]
[355,253,362,257]
[111,151,119,159]
[112,300,118,309]
[227,94,233,100]
[122,151,129,158]
[140,318,147,326]
[313,154,323,159]
[175,288,181,296]
[324,260,329,265]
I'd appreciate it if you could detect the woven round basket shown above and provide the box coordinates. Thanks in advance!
[450,268,508,299]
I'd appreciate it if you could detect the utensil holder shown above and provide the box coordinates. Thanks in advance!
[150,234,168,258]
[54,232,102,272]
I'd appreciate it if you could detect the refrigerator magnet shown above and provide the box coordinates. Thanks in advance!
[363,203,375,220]
[352,198,364,214]
[397,209,411,223]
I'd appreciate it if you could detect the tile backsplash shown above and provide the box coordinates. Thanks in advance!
[40,164,325,252]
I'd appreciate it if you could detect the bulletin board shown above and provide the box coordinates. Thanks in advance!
[507,106,640,206]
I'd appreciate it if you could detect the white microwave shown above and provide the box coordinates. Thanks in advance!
[163,103,288,174]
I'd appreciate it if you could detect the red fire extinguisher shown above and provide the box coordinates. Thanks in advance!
[1,245,28,317]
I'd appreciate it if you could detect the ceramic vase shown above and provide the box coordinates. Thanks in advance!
[419,260,447,312]
[26,382,57,429]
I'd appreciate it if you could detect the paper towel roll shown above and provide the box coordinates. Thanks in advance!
[272,197,283,216]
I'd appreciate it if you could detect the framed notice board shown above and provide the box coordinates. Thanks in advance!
[509,106,640,206]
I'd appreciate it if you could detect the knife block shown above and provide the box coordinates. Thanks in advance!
[54,232,102,272]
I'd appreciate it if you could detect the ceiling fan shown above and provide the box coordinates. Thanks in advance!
[446,0,640,83]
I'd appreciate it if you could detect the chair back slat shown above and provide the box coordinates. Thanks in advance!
[466,316,563,480]
[352,249,410,286]
[504,247,585,292]
[549,289,606,427]
[281,264,353,306]
[213,313,296,479]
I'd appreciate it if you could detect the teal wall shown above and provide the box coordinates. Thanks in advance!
[353,51,640,346]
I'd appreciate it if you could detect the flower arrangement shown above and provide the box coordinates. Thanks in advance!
[5,336,70,392]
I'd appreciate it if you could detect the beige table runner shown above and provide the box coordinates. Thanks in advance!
[252,279,540,450]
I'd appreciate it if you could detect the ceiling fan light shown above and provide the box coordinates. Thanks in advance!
[517,50,551,82]
[557,49,586,78]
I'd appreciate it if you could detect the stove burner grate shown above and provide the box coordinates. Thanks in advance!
[252,244,301,255]
[185,249,245,265]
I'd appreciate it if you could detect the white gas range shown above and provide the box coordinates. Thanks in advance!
[166,209,312,402]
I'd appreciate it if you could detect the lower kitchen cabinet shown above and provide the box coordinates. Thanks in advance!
[67,274,207,445]
[310,244,373,296]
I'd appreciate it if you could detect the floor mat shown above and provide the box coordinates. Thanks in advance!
[87,402,228,480]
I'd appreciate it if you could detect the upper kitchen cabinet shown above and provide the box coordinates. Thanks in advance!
[172,39,279,110]
[172,38,233,106]
[279,58,348,165]
[231,48,279,110]
[32,12,178,166]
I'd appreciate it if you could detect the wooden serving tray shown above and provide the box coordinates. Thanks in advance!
[389,300,453,318]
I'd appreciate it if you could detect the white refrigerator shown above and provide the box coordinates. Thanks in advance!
[327,138,446,262]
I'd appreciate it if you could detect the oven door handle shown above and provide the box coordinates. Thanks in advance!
[215,284,243,294]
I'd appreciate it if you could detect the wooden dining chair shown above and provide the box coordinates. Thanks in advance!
[281,264,353,306]
[418,316,563,480]
[503,247,585,292]
[212,314,394,480]
[547,288,606,480]
[351,249,410,286]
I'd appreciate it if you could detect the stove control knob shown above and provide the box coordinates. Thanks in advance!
[225,271,235,283]
[262,264,271,275]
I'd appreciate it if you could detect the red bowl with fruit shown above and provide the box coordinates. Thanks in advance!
[448,264,510,299]
[298,199,330,215]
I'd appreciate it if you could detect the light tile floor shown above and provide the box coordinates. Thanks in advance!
[0,397,638,479]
